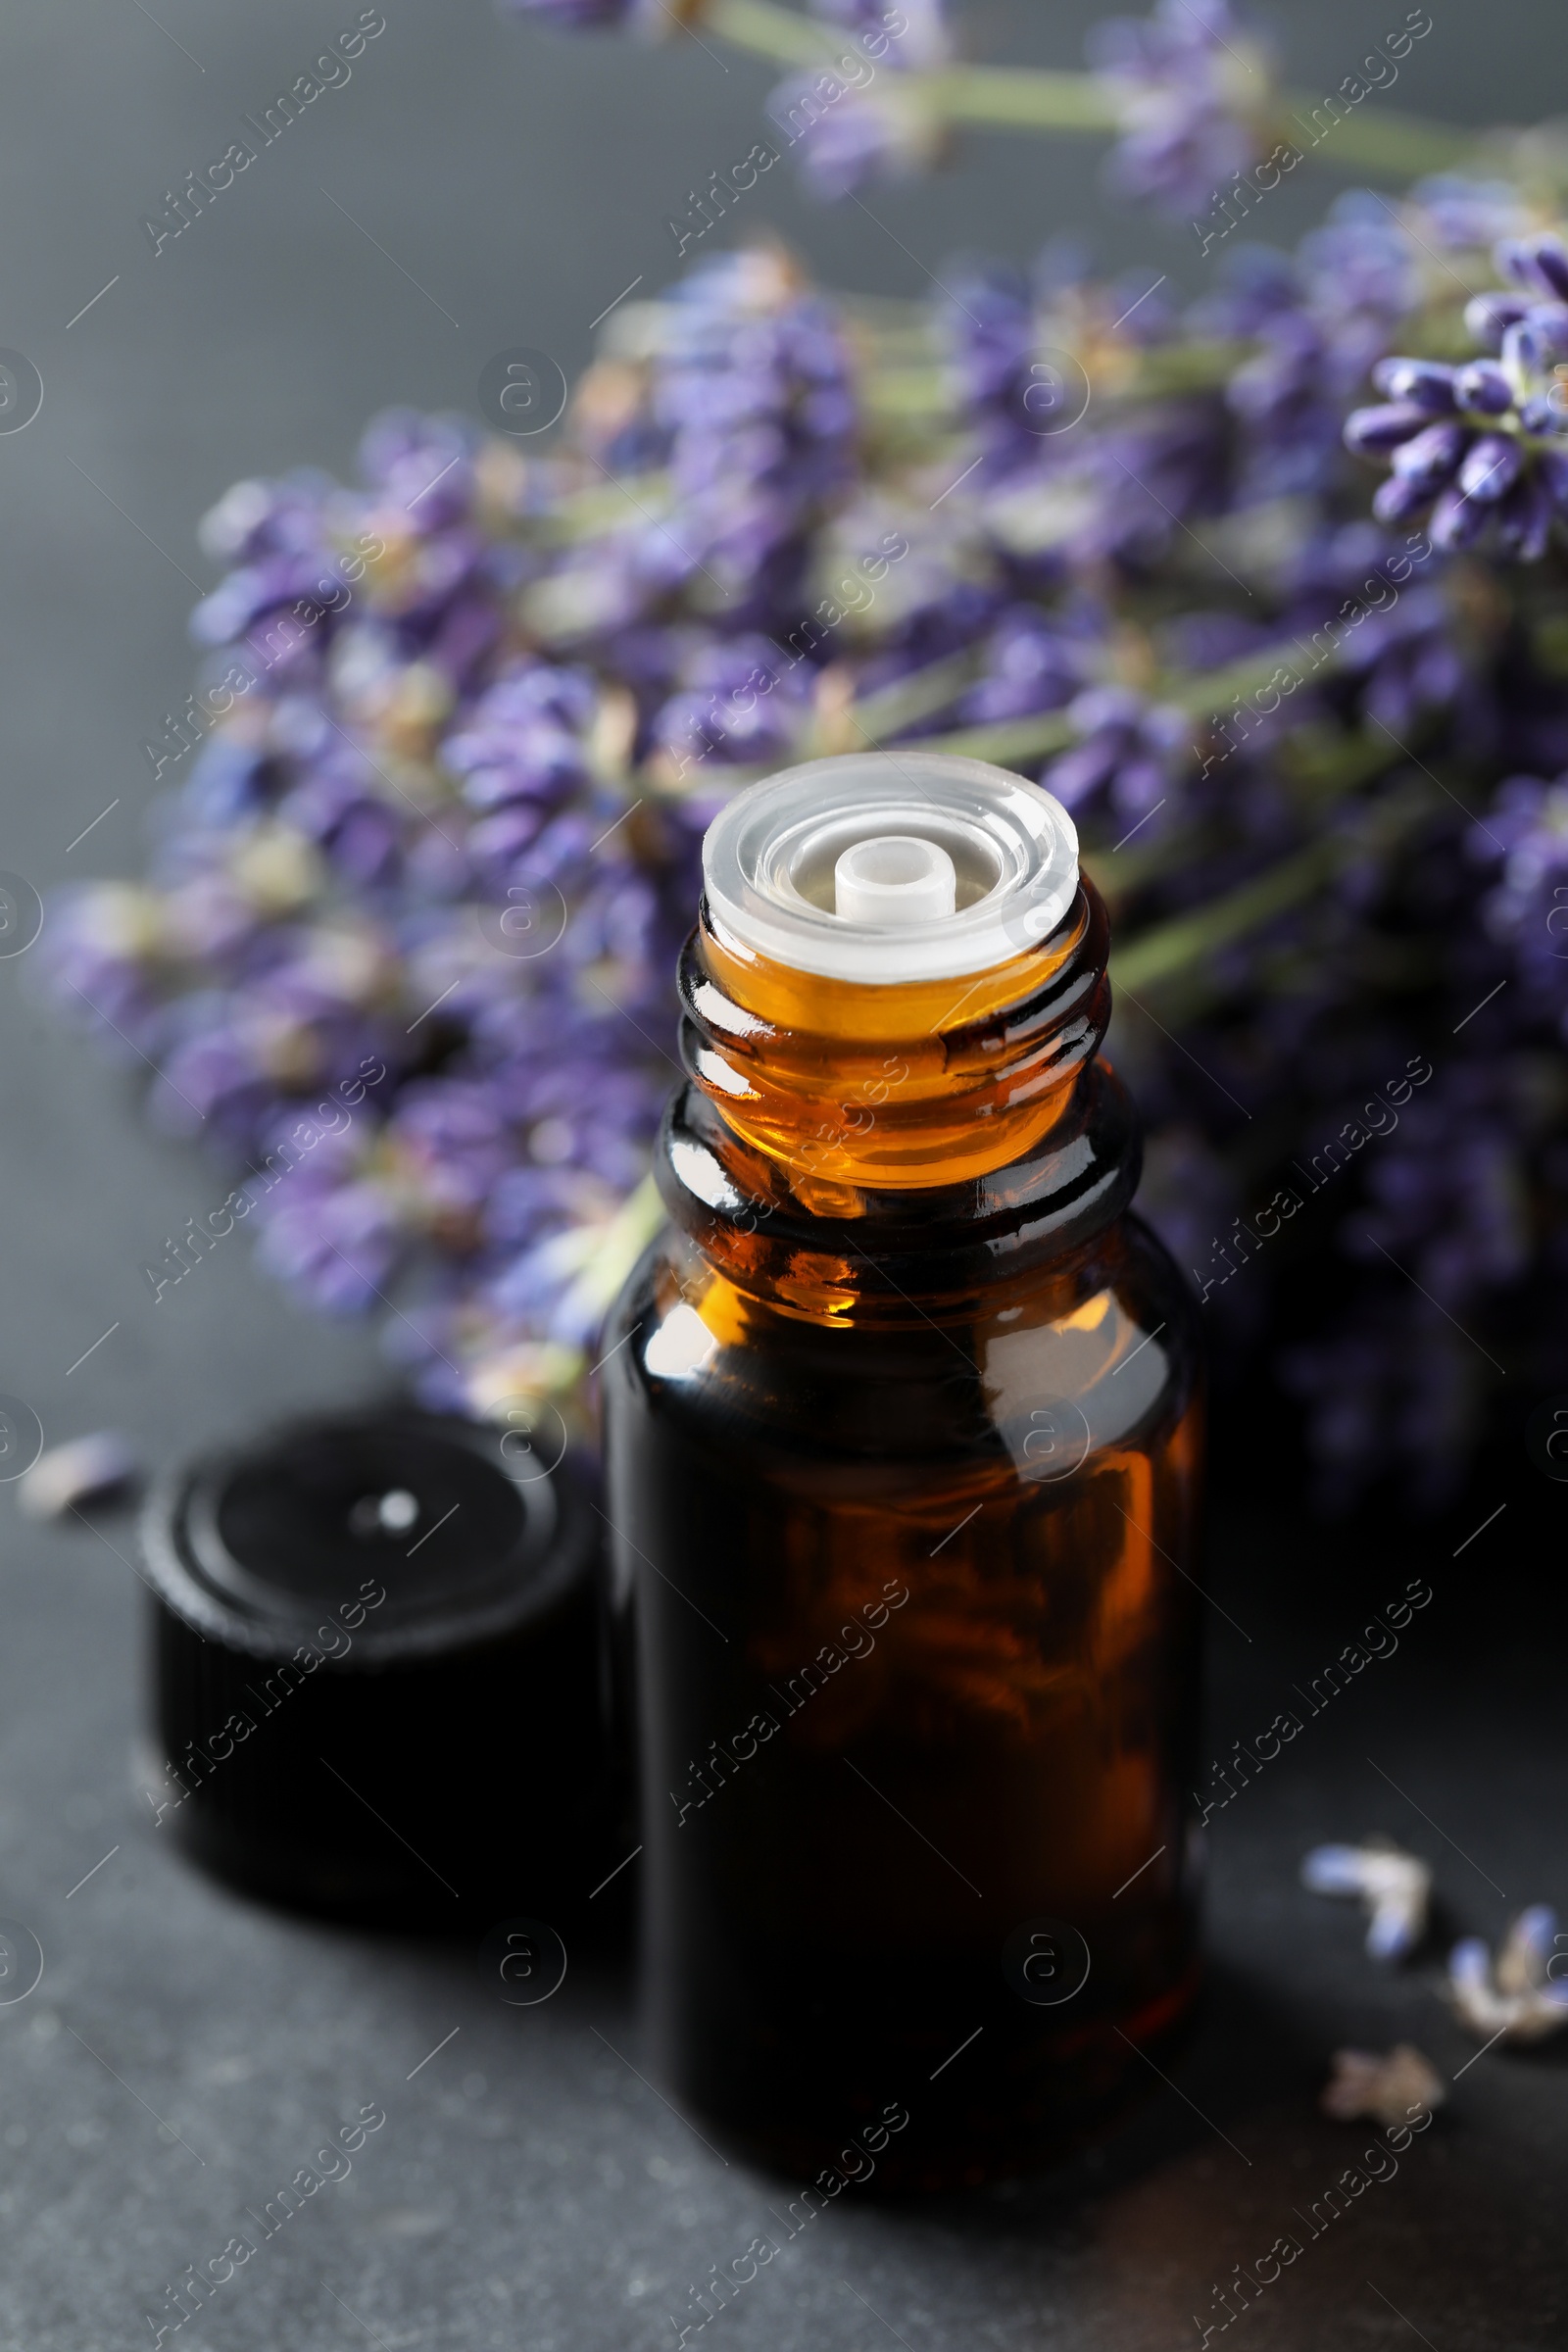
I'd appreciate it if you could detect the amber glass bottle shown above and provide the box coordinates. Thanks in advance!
[603,753,1203,2190]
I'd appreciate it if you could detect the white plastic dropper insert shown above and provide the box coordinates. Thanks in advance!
[833,834,957,926]
[702,752,1079,985]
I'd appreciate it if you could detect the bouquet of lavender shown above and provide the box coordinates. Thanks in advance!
[51,0,1568,1507]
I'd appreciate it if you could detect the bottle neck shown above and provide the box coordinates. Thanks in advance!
[683,879,1110,1202]
[659,878,1141,1322]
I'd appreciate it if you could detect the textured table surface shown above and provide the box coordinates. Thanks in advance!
[4,1480,1562,2352]
[0,2,1564,2344]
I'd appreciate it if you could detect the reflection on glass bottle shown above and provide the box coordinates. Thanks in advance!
[604,753,1204,2189]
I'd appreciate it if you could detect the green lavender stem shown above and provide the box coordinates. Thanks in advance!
[923,66,1120,133]
[703,2,1478,183]
[705,0,844,68]
[1274,96,1476,179]
[1109,783,1429,996]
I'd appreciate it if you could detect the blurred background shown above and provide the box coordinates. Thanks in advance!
[0,6,1565,2349]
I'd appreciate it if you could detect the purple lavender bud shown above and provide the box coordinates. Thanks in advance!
[255,1177,402,1312]
[1519,394,1557,433]
[1371,475,1433,526]
[1044,738,1122,809]
[1508,1904,1559,1973]
[1371,358,1456,412]
[1413,173,1528,252]
[771,79,932,200]
[1112,757,1169,817]
[18,1432,141,1523]
[1343,402,1435,457]
[810,0,953,69]
[1457,432,1523,504]
[1043,683,1189,823]
[1496,475,1554,562]
[1494,237,1568,301]
[959,607,1082,724]
[1448,1936,1492,1994]
[1389,420,1468,492]
[1537,445,1568,510]
[1087,0,1266,218]
[1298,191,1419,324]
[1502,318,1544,380]
[1526,302,1568,365]
[1069,684,1143,734]
[1494,239,1534,289]
[1453,361,1514,416]
[1499,234,1568,303]
[1429,484,1488,551]
[1463,290,1531,351]
[357,411,476,529]
[1300,1845,1364,1894]
[1366,1903,1417,1963]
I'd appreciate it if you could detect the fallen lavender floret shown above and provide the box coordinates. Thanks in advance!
[1448,1906,1568,2043]
[18,1432,141,1523]
[1301,1838,1432,1961]
[1320,2042,1446,2129]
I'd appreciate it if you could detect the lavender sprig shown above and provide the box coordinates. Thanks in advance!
[48,16,1568,1508]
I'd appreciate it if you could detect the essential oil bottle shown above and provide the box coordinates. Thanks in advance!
[603,752,1204,2189]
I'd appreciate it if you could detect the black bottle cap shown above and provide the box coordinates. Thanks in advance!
[139,1408,627,1928]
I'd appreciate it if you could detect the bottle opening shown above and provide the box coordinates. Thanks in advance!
[833,834,957,925]
[702,752,1079,985]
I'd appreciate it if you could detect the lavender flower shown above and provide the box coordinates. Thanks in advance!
[645,249,859,624]
[1088,0,1275,217]
[767,0,952,195]
[1345,235,1568,559]
[45,67,1568,1510]
[1043,685,1191,834]
[1409,173,1531,255]
[1222,195,1423,503]
[957,606,1085,725]
[1348,1061,1531,1305]
[940,265,1044,482]
[254,1164,405,1312]
[1280,524,1462,733]
[808,0,952,65]
[1281,1300,1484,1511]
[770,74,941,198]
[1468,771,1568,1030]
[652,633,816,772]
[1298,193,1423,326]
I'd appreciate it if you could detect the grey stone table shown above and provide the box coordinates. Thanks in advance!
[4,1462,1563,2352]
[1,1,1564,2343]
